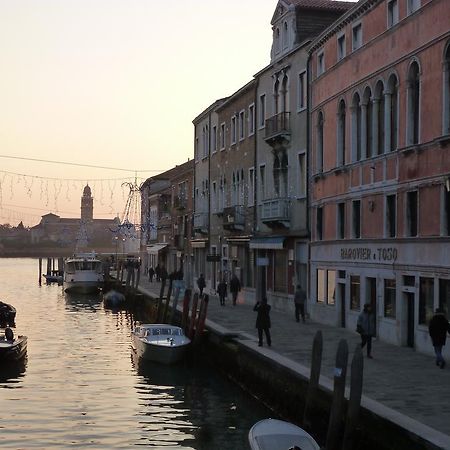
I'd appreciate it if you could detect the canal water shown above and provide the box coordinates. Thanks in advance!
[0,258,274,449]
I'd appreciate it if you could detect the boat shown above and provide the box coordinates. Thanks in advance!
[0,327,28,362]
[63,252,104,294]
[103,289,126,307]
[131,323,191,364]
[43,273,63,284]
[0,301,16,328]
[248,419,320,450]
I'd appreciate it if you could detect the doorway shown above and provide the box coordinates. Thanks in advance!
[406,292,415,348]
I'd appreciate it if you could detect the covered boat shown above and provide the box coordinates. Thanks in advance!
[0,301,16,327]
[0,327,27,362]
[103,289,126,307]
[248,419,320,450]
[63,252,104,294]
[132,324,191,365]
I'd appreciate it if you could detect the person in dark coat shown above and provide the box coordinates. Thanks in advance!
[148,266,155,282]
[197,274,206,296]
[254,297,271,347]
[155,264,161,282]
[357,303,376,358]
[229,274,241,306]
[159,265,168,283]
[428,308,450,369]
[294,284,306,323]
[217,279,227,306]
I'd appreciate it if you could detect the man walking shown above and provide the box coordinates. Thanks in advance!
[428,308,450,369]
[217,279,227,306]
[254,297,271,347]
[197,273,206,296]
[229,274,241,306]
[357,303,376,359]
[294,284,306,323]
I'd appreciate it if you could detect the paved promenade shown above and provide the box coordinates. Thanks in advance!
[135,277,450,449]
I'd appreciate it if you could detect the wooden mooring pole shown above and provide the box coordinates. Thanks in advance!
[194,294,208,346]
[162,278,173,323]
[181,289,192,331]
[156,279,166,322]
[188,293,199,340]
[38,258,42,286]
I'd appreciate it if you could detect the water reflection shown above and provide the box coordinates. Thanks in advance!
[64,291,103,312]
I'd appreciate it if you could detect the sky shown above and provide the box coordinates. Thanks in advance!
[0,0,278,226]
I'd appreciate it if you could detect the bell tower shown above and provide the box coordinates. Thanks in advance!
[81,184,93,221]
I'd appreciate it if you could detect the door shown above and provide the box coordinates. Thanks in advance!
[406,292,415,348]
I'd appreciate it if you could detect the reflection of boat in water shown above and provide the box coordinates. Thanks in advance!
[0,327,28,362]
[63,252,104,294]
[103,289,126,308]
[248,419,320,450]
[132,324,191,365]
[0,301,16,328]
[0,355,27,382]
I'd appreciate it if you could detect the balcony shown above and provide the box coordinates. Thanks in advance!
[260,198,290,228]
[193,212,209,234]
[173,195,187,210]
[264,112,291,147]
[223,205,245,231]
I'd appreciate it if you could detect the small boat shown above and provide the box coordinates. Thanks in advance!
[43,273,63,284]
[0,327,28,362]
[248,419,320,450]
[63,252,104,294]
[103,289,126,307]
[131,324,191,365]
[0,301,16,327]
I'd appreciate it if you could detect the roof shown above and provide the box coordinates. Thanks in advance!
[286,0,356,11]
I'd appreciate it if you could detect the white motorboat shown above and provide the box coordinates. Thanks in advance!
[248,419,320,450]
[131,324,191,364]
[63,252,104,294]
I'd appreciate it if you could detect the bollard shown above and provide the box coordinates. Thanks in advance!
[181,289,192,331]
[325,339,349,450]
[341,344,364,450]
[188,293,199,340]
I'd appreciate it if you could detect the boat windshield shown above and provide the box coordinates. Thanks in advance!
[66,261,102,272]
[147,328,183,336]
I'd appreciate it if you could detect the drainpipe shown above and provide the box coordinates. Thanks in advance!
[306,52,312,304]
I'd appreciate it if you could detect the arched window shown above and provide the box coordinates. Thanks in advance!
[386,74,399,151]
[273,155,281,196]
[274,78,280,115]
[281,74,288,113]
[281,152,288,197]
[283,21,288,49]
[443,42,450,135]
[407,61,421,145]
[374,80,385,155]
[232,172,237,206]
[351,93,362,161]
[337,100,346,166]
[363,86,373,158]
[317,112,324,172]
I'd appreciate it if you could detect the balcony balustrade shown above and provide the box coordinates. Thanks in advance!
[264,112,291,144]
[260,198,290,227]
[223,205,245,231]
[193,212,209,234]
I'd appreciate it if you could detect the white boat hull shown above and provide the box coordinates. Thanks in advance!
[249,419,320,450]
[63,252,104,294]
[133,338,189,364]
[64,280,102,294]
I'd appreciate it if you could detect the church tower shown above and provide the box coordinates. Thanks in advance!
[81,184,93,221]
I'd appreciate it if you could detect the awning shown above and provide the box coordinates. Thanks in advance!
[191,240,207,248]
[249,236,285,250]
[226,236,251,244]
[147,243,168,254]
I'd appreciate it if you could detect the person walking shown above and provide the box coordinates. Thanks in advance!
[155,264,161,282]
[254,297,271,347]
[428,308,450,369]
[294,284,306,323]
[159,264,168,283]
[229,274,241,306]
[217,279,227,306]
[148,266,155,282]
[197,274,206,296]
[357,303,375,358]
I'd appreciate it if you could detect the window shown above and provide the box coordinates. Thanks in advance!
[407,0,420,15]
[327,271,336,305]
[248,104,255,136]
[444,43,450,135]
[211,181,217,213]
[386,194,396,237]
[406,191,418,237]
[338,202,345,239]
[444,185,450,235]
[231,116,237,145]
[317,50,325,76]
[282,21,288,49]
[239,110,245,141]
[352,93,362,161]
[387,0,399,27]
[419,277,434,324]
[259,94,266,128]
[384,279,396,318]
[337,100,346,165]
[220,123,226,150]
[248,168,255,207]
[317,112,324,172]
[363,87,373,158]
[317,269,336,305]
[439,279,450,318]
[298,71,307,110]
[374,81,385,155]
[352,200,361,238]
[407,62,420,145]
[317,207,323,241]
[298,152,306,197]
[350,275,360,310]
[212,126,217,153]
[274,250,288,292]
[195,137,199,160]
[337,33,346,61]
[317,269,326,303]
[259,165,266,201]
[387,74,399,151]
[352,23,362,51]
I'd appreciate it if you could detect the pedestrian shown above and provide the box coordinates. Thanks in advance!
[148,266,155,282]
[357,303,375,358]
[197,273,206,296]
[428,308,450,369]
[229,274,241,306]
[159,264,168,283]
[217,279,227,306]
[155,264,161,282]
[294,284,306,323]
[254,297,271,347]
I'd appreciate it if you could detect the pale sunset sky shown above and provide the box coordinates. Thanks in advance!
[0,0,354,227]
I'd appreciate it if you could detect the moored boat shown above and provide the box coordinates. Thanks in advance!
[248,418,320,450]
[0,301,16,327]
[131,323,191,365]
[0,327,28,362]
[63,252,104,294]
[103,289,126,307]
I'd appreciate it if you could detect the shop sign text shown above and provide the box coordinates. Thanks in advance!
[340,247,398,262]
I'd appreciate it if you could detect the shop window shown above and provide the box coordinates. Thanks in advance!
[384,279,396,318]
[317,269,326,303]
[403,275,415,287]
[328,271,336,305]
[419,277,434,324]
[439,279,450,318]
[350,275,360,310]
[274,251,288,293]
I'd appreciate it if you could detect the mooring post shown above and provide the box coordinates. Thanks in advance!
[325,339,349,450]
[162,278,173,323]
[38,258,42,286]
[156,279,166,322]
[188,293,199,340]
[170,281,182,324]
[303,330,323,432]
[341,344,364,450]
[194,294,208,345]
[46,258,51,276]
[181,289,192,331]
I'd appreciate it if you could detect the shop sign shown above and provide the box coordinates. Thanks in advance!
[340,247,398,262]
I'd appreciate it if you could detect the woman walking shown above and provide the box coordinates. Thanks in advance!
[254,297,271,347]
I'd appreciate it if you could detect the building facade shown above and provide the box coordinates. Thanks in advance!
[309,0,450,355]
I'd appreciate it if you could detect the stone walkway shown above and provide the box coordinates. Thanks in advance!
[136,277,450,449]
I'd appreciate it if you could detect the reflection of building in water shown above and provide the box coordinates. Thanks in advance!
[30,185,119,251]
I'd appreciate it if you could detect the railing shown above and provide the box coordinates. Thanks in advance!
[193,212,209,231]
[264,112,291,141]
[223,205,245,228]
[173,195,187,210]
[260,198,290,222]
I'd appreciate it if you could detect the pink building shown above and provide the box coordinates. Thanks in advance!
[309,0,450,355]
